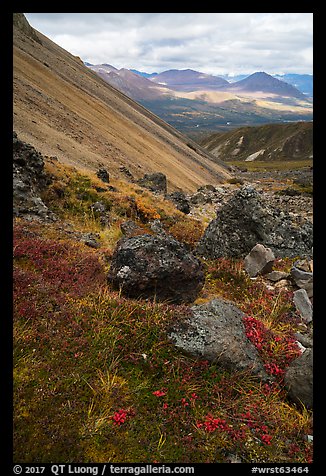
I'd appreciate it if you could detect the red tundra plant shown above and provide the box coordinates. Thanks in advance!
[111,408,135,426]
[197,414,229,433]
[243,316,301,380]
[152,390,166,397]
[13,224,106,298]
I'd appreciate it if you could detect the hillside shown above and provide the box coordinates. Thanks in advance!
[200,122,313,163]
[274,74,313,98]
[219,73,313,98]
[13,14,232,193]
[88,65,168,101]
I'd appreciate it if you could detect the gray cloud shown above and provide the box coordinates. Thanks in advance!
[24,13,313,75]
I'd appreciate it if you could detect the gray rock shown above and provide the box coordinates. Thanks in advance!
[294,332,313,349]
[120,220,144,237]
[91,201,107,213]
[190,191,213,206]
[284,349,313,409]
[149,219,168,236]
[265,271,290,282]
[244,243,275,277]
[82,232,101,249]
[291,266,313,298]
[168,298,269,380]
[108,233,205,304]
[198,184,217,193]
[293,289,313,323]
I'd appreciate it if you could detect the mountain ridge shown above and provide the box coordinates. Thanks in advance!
[150,68,229,91]
[200,121,313,163]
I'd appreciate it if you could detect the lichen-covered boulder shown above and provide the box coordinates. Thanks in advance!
[168,298,269,380]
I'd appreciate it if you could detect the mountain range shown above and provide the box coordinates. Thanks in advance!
[130,70,313,97]
[86,64,313,136]
[88,65,309,98]
[13,14,232,193]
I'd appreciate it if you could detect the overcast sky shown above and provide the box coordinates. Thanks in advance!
[24,13,313,76]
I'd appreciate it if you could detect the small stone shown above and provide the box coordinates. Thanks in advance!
[274,279,291,290]
[293,289,313,323]
[166,191,190,214]
[244,243,275,277]
[137,172,167,194]
[265,271,290,282]
[296,341,307,354]
[91,201,106,213]
[290,266,313,297]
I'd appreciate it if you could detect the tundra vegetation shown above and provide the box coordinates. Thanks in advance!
[13,159,313,464]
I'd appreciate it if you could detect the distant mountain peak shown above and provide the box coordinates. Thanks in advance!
[226,71,305,98]
[150,68,229,92]
[250,71,270,77]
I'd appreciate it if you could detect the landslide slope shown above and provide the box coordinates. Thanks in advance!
[13,14,232,193]
[200,122,313,163]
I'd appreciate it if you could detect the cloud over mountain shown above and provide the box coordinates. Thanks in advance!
[25,13,313,76]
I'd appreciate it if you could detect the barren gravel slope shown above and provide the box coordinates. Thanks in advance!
[13,15,232,192]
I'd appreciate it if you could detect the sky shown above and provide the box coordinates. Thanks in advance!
[24,13,313,76]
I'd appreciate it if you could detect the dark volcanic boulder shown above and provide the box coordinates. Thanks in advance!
[196,185,274,258]
[96,168,110,183]
[196,185,312,259]
[108,233,205,303]
[166,191,190,214]
[168,298,268,380]
[137,172,167,194]
[13,131,54,220]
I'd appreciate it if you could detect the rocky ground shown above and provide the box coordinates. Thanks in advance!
[13,133,314,463]
[186,166,313,225]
